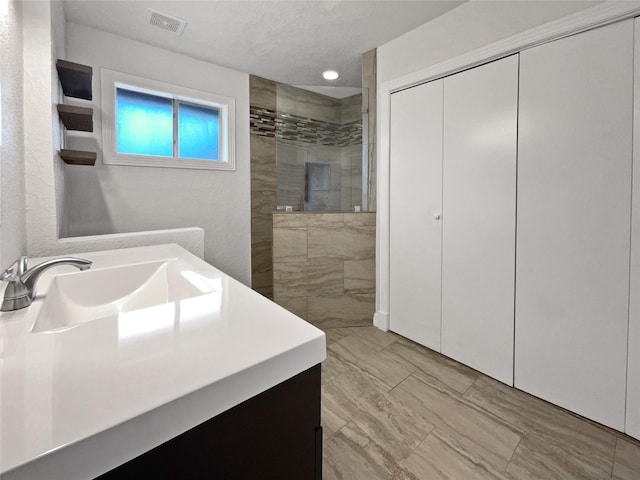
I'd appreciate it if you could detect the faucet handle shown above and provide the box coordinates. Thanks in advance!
[16,256,28,275]
[1,267,17,282]
[1,257,29,283]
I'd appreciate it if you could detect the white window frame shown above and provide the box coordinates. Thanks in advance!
[101,68,236,171]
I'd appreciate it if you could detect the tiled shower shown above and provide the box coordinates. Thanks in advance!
[274,85,363,212]
[250,63,377,326]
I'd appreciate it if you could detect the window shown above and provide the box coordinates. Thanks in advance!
[102,69,235,170]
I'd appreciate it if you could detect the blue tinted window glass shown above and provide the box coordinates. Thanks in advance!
[178,102,219,160]
[116,88,173,157]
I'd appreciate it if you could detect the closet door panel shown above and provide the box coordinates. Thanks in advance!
[389,80,443,350]
[515,20,633,430]
[441,55,518,385]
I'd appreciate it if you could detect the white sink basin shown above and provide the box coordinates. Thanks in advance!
[31,259,217,333]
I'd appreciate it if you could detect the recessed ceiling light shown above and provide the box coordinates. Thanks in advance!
[322,70,339,81]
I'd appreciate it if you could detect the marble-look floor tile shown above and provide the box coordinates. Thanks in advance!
[505,431,612,480]
[322,347,353,382]
[403,429,512,480]
[612,437,640,480]
[464,375,617,477]
[323,423,424,480]
[323,327,351,346]
[324,423,394,480]
[318,326,638,479]
[385,339,479,394]
[346,326,400,350]
[329,335,413,390]
[322,390,349,439]
[323,363,434,461]
[391,373,522,471]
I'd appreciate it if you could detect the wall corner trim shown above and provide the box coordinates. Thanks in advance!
[373,311,389,331]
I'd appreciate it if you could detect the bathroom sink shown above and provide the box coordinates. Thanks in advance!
[31,259,217,333]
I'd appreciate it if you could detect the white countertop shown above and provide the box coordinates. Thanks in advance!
[0,244,326,479]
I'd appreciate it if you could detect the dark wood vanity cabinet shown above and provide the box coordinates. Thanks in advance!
[97,364,322,480]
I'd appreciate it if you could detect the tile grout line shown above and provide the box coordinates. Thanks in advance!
[387,369,418,395]
[610,436,619,480]
[504,434,523,474]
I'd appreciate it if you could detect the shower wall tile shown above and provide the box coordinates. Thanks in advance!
[344,212,375,226]
[251,163,276,192]
[249,75,276,110]
[306,213,345,228]
[344,259,376,293]
[251,70,368,300]
[251,189,276,218]
[340,187,352,212]
[272,212,345,228]
[363,48,377,211]
[250,135,276,165]
[273,227,307,263]
[273,259,344,298]
[252,272,273,298]
[251,214,273,237]
[272,212,376,328]
[307,294,375,328]
[277,84,342,124]
[308,225,375,261]
[273,213,309,229]
[251,242,272,281]
[250,75,278,298]
[342,94,363,124]
[273,296,308,320]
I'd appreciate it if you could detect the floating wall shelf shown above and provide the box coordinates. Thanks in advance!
[57,104,93,132]
[56,59,92,100]
[59,149,97,166]
[56,59,96,166]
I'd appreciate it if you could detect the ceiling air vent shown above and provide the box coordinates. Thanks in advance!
[147,8,187,35]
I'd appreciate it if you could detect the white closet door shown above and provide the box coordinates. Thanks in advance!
[389,80,443,351]
[627,17,640,441]
[441,55,518,385]
[515,20,633,430]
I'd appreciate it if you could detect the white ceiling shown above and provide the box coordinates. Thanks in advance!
[61,0,465,90]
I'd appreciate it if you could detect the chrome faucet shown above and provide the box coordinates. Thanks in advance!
[0,256,92,312]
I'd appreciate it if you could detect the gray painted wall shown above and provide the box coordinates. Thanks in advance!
[63,22,251,284]
[0,0,26,270]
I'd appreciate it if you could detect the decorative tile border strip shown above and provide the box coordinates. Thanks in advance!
[250,105,362,147]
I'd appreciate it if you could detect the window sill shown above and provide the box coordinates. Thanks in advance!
[104,154,236,171]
